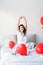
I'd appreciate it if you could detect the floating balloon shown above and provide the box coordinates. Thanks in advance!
[16,44,27,56]
[40,17,43,28]
[9,41,16,49]
[35,43,43,54]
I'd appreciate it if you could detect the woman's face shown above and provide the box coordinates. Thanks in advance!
[20,26,24,33]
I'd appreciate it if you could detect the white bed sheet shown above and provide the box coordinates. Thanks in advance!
[1,47,43,65]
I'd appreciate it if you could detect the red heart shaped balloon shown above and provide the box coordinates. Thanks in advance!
[16,44,27,56]
[35,43,43,54]
[9,41,16,49]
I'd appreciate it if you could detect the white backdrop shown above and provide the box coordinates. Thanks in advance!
[0,0,43,43]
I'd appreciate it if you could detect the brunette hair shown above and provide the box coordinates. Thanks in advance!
[19,24,26,35]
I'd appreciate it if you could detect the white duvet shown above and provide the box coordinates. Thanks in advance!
[1,47,43,65]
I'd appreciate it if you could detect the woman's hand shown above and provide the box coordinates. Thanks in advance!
[19,16,26,19]
[20,16,22,19]
[22,16,26,19]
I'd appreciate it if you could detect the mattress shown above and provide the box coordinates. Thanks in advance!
[1,47,43,65]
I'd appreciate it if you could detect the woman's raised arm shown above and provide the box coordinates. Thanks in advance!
[22,16,27,30]
[16,16,22,30]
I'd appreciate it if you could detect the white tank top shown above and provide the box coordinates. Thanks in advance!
[16,30,27,44]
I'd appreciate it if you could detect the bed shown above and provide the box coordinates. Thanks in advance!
[1,34,43,65]
[1,47,43,65]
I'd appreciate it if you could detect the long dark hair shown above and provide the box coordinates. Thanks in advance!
[19,24,26,35]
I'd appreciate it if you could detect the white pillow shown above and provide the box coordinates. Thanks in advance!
[27,34,36,43]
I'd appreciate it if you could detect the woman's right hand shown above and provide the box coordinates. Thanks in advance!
[20,16,22,19]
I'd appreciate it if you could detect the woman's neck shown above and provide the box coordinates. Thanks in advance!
[21,32,24,35]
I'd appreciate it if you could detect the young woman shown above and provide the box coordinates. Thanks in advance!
[12,16,34,54]
[16,16,27,45]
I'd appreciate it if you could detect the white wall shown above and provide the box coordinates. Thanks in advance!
[0,0,43,43]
